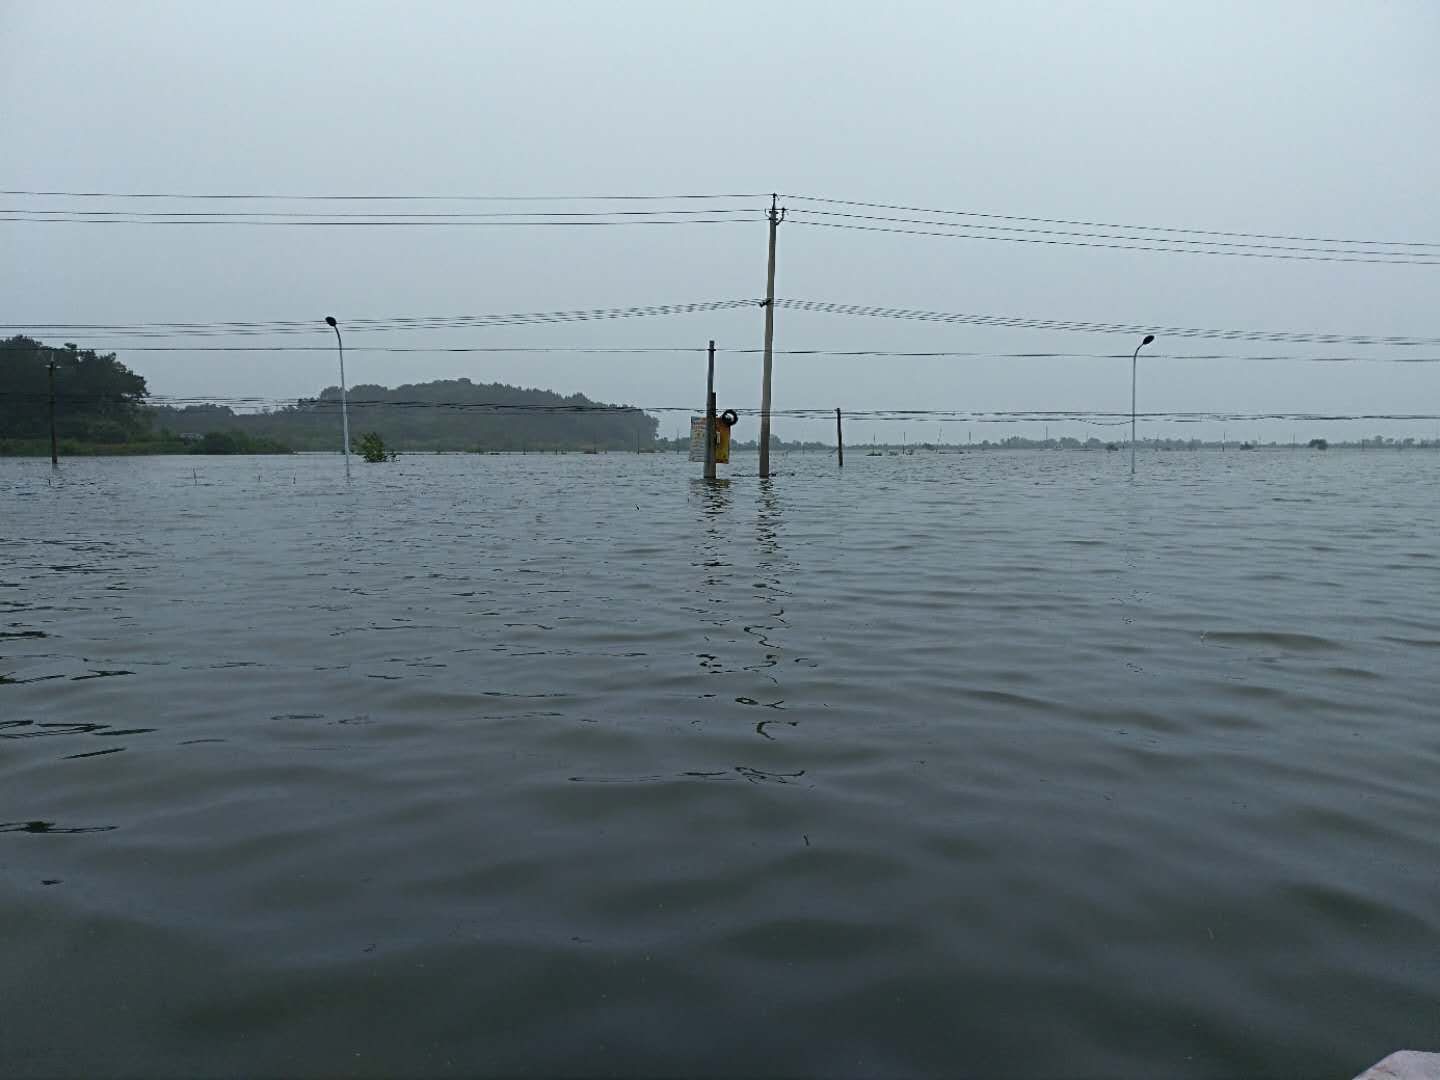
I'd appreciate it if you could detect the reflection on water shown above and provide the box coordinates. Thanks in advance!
[0,820,117,834]
[1,450,1438,1079]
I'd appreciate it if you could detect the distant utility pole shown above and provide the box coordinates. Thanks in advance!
[47,350,58,466]
[835,407,844,468]
[758,193,785,478]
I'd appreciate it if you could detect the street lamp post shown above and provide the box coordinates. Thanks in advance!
[324,316,351,478]
[1131,333,1155,476]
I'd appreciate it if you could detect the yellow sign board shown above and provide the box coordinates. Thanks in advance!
[688,416,731,464]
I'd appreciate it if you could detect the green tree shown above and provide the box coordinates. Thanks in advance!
[1,336,150,443]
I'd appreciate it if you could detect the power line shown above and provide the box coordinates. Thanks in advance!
[0,207,762,220]
[1,299,759,338]
[17,342,1440,364]
[786,217,1440,267]
[9,392,1440,425]
[772,299,1440,346]
[8,185,1435,270]
[790,208,1429,259]
[12,203,1427,261]
[786,194,1440,249]
[8,299,1434,349]
[0,189,764,202]
[0,214,758,229]
[8,187,1431,248]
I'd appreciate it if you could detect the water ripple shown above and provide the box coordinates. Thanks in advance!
[0,451,1437,1078]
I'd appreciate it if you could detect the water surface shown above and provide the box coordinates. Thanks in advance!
[2,450,1437,1077]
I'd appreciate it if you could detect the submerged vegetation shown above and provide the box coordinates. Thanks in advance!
[189,431,292,455]
[356,432,394,463]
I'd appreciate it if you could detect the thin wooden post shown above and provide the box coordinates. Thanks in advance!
[704,340,717,480]
[835,407,844,467]
[47,353,58,466]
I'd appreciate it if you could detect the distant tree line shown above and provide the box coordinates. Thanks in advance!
[2,337,658,455]
[0,336,150,446]
[152,378,657,452]
[4,336,1434,456]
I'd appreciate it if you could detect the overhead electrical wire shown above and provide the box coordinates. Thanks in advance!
[15,342,1440,364]
[5,186,1433,264]
[0,207,762,220]
[788,208,1430,259]
[9,298,1435,346]
[0,189,765,202]
[0,214,759,228]
[785,217,1440,266]
[9,203,1428,262]
[2,299,759,338]
[771,300,1440,347]
[784,194,1440,249]
[7,187,1433,247]
[8,391,1439,427]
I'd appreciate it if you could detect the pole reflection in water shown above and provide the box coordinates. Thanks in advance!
[745,479,795,731]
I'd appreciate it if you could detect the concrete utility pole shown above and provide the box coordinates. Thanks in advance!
[704,340,717,481]
[47,351,58,466]
[758,193,785,478]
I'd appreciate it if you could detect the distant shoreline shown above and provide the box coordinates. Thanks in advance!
[0,439,292,457]
[5,442,1435,459]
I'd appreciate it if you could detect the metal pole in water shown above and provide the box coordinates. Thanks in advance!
[1131,334,1155,476]
[704,340,717,481]
[836,407,844,468]
[47,350,58,466]
[325,316,351,479]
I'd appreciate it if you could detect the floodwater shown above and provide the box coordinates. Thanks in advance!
[1,449,1437,1078]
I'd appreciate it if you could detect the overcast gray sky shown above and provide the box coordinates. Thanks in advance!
[4,0,1438,442]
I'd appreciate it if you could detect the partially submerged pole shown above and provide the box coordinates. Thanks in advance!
[1131,333,1155,476]
[324,316,351,479]
[47,352,58,466]
[758,194,784,478]
[835,407,844,467]
[704,340,717,480]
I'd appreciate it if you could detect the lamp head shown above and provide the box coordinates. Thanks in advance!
[325,316,337,327]
[1141,334,1155,346]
